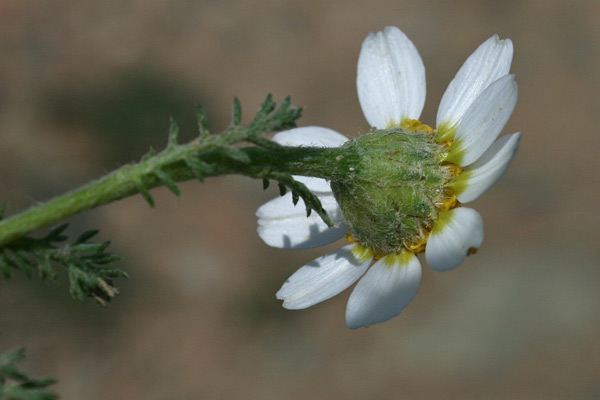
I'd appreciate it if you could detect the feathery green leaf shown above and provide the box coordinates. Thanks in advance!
[232,97,242,126]
[154,169,181,197]
[196,104,210,138]
[167,117,180,148]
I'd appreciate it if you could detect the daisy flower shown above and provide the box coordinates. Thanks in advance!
[256,26,521,329]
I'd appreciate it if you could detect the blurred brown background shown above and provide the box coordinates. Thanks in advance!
[1,1,599,399]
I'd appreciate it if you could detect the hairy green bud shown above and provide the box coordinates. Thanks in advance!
[330,125,457,256]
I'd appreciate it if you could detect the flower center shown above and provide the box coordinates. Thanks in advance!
[331,120,461,257]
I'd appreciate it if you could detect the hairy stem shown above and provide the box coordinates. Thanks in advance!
[0,139,357,246]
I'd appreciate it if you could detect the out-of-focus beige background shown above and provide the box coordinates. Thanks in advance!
[1,1,598,399]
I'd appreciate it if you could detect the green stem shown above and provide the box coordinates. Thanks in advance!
[0,139,357,246]
[199,145,356,180]
[0,162,152,246]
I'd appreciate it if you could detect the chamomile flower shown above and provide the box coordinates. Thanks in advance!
[256,26,521,329]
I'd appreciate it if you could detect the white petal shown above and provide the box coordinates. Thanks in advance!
[357,26,426,128]
[272,126,348,147]
[345,252,421,329]
[449,74,518,166]
[276,244,372,310]
[437,35,513,128]
[426,207,484,271]
[272,126,348,193]
[256,193,347,249]
[456,132,522,203]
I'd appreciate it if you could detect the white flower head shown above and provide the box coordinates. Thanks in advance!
[257,26,521,329]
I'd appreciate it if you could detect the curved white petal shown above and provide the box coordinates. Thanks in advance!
[346,252,421,329]
[276,244,372,310]
[272,126,348,147]
[272,126,348,193]
[256,193,347,249]
[426,207,484,271]
[456,132,522,203]
[437,35,513,128]
[449,74,518,166]
[357,26,426,128]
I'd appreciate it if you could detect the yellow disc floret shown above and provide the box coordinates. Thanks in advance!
[401,118,435,134]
